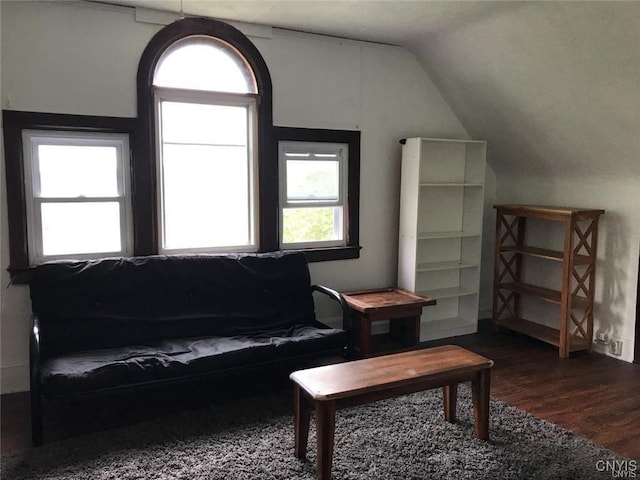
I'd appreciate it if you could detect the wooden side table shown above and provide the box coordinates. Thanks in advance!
[342,288,435,357]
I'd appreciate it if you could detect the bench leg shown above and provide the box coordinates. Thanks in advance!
[443,383,458,423]
[294,385,311,459]
[316,400,336,480]
[471,369,491,440]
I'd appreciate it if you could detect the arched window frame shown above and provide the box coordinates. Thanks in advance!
[135,17,276,255]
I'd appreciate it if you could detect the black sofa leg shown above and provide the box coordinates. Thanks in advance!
[30,390,43,446]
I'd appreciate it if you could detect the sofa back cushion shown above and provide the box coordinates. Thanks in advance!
[30,252,317,357]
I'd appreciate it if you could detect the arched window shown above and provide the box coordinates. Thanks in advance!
[154,36,256,93]
[136,18,275,255]
[153,37,258,252]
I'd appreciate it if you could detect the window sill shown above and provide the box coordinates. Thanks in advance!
[7,265,35,285]
[292,245,362,263]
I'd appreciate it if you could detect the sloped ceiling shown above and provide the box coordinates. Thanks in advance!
[90,0,516,43]
[412,1,640,177]
[93,1,640,176]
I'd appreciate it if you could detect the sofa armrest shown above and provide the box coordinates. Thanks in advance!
[30,315,42,386]
[311,284,352,358]
[311,284,350,330]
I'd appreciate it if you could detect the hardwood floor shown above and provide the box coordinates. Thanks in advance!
[2,322,639,460]
[423,323,640,460]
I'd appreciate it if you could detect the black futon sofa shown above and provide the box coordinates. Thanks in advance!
[29,252,350,445]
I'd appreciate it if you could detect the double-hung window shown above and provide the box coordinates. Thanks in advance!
[22,130,132,263]
[153,36,258,253]
[279,141,348,249]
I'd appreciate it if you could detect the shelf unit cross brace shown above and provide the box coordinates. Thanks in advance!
[571,265,593,298]
[574,221,596,257]
[500,216,519,246]
[498,253,517,283]
[570,309,589,339]
[496,290,516,320]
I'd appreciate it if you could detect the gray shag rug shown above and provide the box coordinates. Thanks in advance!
[2,386,629,480]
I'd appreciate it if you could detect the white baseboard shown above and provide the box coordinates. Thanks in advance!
[320,316,390,335]
[322,315,479,342]
[420,322,477,342]
[1,363,29,394]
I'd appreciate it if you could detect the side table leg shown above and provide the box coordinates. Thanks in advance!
[443,383,458,423]
[294,384,311,458]
[471,369,491,440]
[316,400,336,480]
[389,315,421,347]
[355,315,372,357]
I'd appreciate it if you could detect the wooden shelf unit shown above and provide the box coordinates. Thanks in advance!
[492,205,604,358]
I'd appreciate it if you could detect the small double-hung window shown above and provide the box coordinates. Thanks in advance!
[279,141,348,249]
[22,131,132,263]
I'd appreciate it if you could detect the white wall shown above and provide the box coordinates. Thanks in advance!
[414,1,640,362]
[0,1,468,392]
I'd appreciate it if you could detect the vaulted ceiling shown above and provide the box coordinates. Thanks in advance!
[93,1,640,177]
[91,0,513,44]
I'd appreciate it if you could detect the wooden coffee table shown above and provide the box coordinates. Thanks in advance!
[290,345,493,480]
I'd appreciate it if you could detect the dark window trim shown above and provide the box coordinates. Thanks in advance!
[136,17,276,255]
[3,20,361,283]
[635,257,639,364]
[2,110,137,282]
[273,126,361,262]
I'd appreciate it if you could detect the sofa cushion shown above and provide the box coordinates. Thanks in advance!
[40,325,347,397]
[30,252,318,356]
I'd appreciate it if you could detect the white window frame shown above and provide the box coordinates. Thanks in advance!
[22,130,133,264]
[278,141,348,249]
[154,86,259,254]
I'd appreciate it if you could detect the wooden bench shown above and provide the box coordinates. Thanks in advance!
[290,345,493,480]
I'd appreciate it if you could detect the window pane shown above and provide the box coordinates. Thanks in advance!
[286,160,339,202]
[161,102,247,146]
[38,145,118,197]
[162,144,252,250]
[282,207,343,244]
[154,37,256,94]
[41,202,122,255]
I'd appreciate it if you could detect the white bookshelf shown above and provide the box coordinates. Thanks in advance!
[398,137,487,341]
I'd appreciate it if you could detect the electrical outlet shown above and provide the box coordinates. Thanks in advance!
[609,340,622,356]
